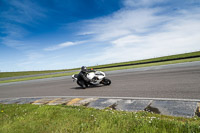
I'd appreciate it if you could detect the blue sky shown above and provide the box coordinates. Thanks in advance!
[0,0,200,72]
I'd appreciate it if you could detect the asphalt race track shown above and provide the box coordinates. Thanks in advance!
[0,61,200,99]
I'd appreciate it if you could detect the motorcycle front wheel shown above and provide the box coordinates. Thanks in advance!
[102,78,111,85]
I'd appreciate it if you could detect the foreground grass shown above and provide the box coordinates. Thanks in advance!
[1,57,200,84]
[0,104,200,133]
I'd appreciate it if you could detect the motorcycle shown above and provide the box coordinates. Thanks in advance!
[72,71,111,89]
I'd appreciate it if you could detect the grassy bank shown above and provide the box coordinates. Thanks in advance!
[0,57,200,84]
[0,51,200,84]
[0,68,78,78]
[1,51,200,79]
[90,51,200,69]
[0,72,77,84]
[98,57,200,72]
[0,104,200,133]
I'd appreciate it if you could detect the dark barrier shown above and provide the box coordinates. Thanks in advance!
[94,55,200,69]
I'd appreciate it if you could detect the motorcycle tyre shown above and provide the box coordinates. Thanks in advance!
[102,78,111,85]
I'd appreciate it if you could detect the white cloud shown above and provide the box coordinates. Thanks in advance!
[123,0,165,8]
[75,4,200,66]
[2,0,46,24]
[101,14,200,62]
[79,8,167,42]
[112,35,143,47]
[44,41,85,51]
[0,0,47,50]
[44,42,75,51]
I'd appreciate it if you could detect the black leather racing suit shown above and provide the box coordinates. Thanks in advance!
[77,69,95,87]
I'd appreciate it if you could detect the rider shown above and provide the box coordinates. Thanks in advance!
[77,66,96,88]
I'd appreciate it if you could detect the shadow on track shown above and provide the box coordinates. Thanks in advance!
[70,85,104,90]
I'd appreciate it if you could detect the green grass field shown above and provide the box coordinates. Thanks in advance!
[0,68,78,78]
[0,104,200,133]
[0,57,200,84]
[0,51,200,84]
[98,57,200,72]
[89,51,200,69]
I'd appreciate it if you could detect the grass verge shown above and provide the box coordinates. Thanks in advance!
[0,68,79,78]
[0,104,200,133]
[0,57,200,84]
[1,51,200,79]
[90,51,200,69]
[98,57,200,71]
[0,72,77,84]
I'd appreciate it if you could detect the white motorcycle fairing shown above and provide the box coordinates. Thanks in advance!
[87,71,105,85]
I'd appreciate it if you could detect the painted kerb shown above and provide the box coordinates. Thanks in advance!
[0,97,200,118]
